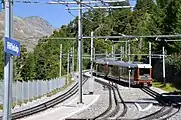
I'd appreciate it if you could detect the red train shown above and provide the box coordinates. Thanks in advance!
[93,58,152,87]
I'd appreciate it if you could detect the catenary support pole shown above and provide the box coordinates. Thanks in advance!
[128,40,131,89]
[3,0,13,119]
[60,44,62,78]
[112,44,114,58]
[9,0,13,113]
[22,81,24,102]
[128,40,130,62]
[149,42,151,65]
[78,0,83,103]
[122,46,124,60]
[125,40,127,58]
[67,50,69,84]
[72,46,74,80]
[162,46,166,85]
[93,47,95,60]
[114,44,115,59]
[120,46,123,61]
[89,31,94,94]
[106,49,108,58]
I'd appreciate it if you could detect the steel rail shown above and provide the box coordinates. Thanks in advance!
[103,82,120,119]
[138,87,176,120]
[93,78,127,119]
[97,75,178,120]
[92,79,113,120]
[114,83,127,117]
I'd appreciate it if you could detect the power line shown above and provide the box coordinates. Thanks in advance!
[82,35,181,39]
[15,36,77,40]
[13,0,127,4]
[67,5,133,10]
[157,39,181,42]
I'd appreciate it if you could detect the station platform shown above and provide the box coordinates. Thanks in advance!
[20,95,99,120]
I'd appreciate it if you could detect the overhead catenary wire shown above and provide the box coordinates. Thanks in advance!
[13,0,128,4]
[54,0,95,22]
[82,34,181,39]
[67,5,133,10]
[11,0,133,29]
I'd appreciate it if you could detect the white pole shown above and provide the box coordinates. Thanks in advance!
[89,31,94,94]
[128,40,130,62]
[163,46,166,85]
[72,46,74,80]
[60,44,62,78]
[93,47,95,60]
[128,40,131,89]
[90,31,94,78]
[112,44,114,58]
[114,44,116,59]
[120,46,123,61]
[3,0,13,119]
[125,41,127,58]
[122,46,124,60]
[106,49,108,58]
[149,42,151,65]
[67,50,69,84]
[78,0,83,103]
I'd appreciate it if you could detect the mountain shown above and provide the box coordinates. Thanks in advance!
[0,12,54,51]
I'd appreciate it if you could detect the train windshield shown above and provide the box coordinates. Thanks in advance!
[140,68,150,76]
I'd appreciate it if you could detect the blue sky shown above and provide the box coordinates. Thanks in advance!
[14,0,136,28]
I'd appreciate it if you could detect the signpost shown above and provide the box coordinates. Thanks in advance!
[3,0,15,119]
[3,37,20,120]
[4,37,20,56]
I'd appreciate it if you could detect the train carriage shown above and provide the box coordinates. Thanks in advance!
[94,58,152,87]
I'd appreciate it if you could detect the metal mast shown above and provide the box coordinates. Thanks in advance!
[89,31,94,94]
[3,0,13,119]
[60,44,62,78]
[78,0,83,103]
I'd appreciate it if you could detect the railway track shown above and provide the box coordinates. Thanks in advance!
[138,87,180,120]
[0,76,88,120]
[96,75,180,120]
[92,78,127,120]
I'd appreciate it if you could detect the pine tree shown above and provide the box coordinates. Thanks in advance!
[134,0,156,12]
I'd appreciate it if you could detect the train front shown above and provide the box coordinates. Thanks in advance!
[136,64,152,86]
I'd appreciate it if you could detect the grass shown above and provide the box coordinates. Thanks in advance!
[152,81,180,93]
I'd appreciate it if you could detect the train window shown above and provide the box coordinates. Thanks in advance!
[140,68,150,76]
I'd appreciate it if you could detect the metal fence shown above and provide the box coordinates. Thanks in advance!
[0,78,66,105]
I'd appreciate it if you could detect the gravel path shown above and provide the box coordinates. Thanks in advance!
[118,86,162,119]
[168,111,181,120]
[68,79,111,119]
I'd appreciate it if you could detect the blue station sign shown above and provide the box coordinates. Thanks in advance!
[0,0,2,12]
[4,37,20,56]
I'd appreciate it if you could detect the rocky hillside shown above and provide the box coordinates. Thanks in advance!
[0,12,54,51]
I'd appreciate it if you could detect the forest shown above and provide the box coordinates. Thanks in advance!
[0,0,181,88]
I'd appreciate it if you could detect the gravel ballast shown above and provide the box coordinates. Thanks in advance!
[69,76,180,119]
[68,79,111,119]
